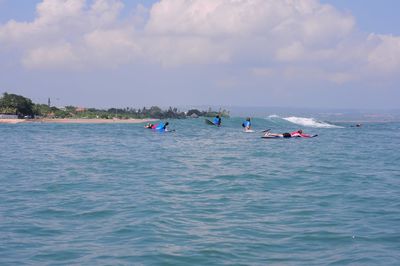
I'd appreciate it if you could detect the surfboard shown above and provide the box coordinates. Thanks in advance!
[244,129,254,133]
[261,134,318,139]
[261,134,283,139]
[205,119,216,126]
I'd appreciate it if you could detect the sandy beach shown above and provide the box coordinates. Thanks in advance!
[0,118,157,124]
[0,119,26,124]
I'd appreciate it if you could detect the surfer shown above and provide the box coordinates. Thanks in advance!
[163,122,169,131]
[144,123,155,129]
[290,130,312,138]
[213,115,222,127]
[242,117,252,130]
[263,129,314,138]
[153,122,169,131]
[351,124,362,127]
[263,132,289,138]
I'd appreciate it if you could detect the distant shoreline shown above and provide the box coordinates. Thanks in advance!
[0,118,157,124]
[1,118,398,125]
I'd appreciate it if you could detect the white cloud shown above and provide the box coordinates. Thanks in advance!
[367,34,400,74]
[88,0,124,27]
[142,35,231,67]
[146,0,354,40]
[83,28,140,67]
[276,42,305,62]
[35,0,85,24]
[251,67,275,77]
[0,0,399,83]
[22,42,80,69]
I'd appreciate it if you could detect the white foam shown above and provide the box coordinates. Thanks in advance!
[283,116,342,128]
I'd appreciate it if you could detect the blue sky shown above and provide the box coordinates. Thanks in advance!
[322,0,400,35]
[0,0,399,109]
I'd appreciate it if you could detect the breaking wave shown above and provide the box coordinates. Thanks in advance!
[282,116,343,128]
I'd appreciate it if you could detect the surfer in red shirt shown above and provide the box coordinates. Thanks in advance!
[263,129,317,138]
[290,130,312,138]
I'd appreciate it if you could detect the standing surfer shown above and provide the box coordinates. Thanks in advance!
[242,117,252,131]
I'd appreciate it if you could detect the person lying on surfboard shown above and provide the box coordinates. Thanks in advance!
[144,123,155,129]
[149,122,169,131]
[158,122,169,131]
[213,115,222,127]
[290,130,312,138]
[242,117,252,130]
[263,129,315,138]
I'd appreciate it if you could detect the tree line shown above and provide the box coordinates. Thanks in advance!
[0,92,229,119]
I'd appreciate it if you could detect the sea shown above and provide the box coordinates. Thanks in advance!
[1,115,399,265]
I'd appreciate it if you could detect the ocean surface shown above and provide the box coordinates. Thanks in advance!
[1,116,400,265]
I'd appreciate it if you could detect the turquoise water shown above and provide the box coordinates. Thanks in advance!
[1,117,400,265]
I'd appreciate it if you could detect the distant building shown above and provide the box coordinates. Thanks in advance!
[0,114,18,119]
[75,107,86,112]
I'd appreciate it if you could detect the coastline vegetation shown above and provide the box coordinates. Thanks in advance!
[0,92,229,119]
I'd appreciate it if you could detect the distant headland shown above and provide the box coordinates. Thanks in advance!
[0,92,229,124]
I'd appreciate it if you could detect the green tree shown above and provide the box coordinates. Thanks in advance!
[0,92,34,117]
[33,104,51,116]
[187,109,202,117]
[149,106,163,118]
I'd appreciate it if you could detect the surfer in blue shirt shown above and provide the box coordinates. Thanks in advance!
[242,117,251,130]
[213,115,222,127]
[155,122,169,131]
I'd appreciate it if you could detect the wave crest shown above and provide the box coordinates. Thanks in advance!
[283,116,342,128]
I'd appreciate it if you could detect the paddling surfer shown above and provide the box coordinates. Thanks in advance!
[263,129,313,138]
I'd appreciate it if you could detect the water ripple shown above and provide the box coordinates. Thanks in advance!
[0,121,399,265]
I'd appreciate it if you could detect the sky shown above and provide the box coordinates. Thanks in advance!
[0,0,399,109]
